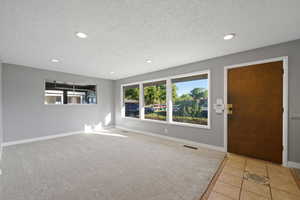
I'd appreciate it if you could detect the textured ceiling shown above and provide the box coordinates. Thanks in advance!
[1,0,300,80]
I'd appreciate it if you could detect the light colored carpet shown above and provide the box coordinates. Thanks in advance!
[0,129,225,200]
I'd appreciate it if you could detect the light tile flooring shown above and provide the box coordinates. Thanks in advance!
[207,154,300,200]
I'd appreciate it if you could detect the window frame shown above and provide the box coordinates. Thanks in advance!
[121,83,141,119]
[44,90,64,105]
[143,79,167,122]
[43,80,98,106]
[120,70,211,129]
[67,91,86,105]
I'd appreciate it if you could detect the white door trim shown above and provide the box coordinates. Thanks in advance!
[224,56,288,167]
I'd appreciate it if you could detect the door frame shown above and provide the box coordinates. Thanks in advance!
[224,56,288,166]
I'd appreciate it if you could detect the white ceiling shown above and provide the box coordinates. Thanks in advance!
[1,0,300,80]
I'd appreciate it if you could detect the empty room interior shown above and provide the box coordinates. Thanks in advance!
[1,1,300,200]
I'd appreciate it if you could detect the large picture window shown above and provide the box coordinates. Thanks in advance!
[123,84,140,118]
[121,71,210,128]
[172,74,209,126]
[44,81,97,105]
[143,80,166,121]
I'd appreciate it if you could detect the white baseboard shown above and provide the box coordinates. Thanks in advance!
[287,161,300,169]
[2,125,297,169]
[2,131,83,147]
[2,126,115,147]
[115,126,226,152]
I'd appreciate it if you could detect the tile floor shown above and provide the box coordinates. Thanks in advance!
[207,154,300,200]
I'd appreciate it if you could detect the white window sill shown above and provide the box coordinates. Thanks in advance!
[142,118,168,124]
[122,116,141,121]
[170,121,210,129]
[44,104,97,106]
[121,116,210,129]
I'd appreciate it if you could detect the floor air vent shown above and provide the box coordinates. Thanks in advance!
[183,145,198,150]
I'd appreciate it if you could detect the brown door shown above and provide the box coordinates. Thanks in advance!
[228,61,283,163]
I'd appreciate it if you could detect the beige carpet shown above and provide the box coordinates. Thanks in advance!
[0,129,224,200]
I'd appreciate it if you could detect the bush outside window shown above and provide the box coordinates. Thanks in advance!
[123,84,139,118]
[121,71,209,128]
[172,74,208,126]
[143,81,166,121]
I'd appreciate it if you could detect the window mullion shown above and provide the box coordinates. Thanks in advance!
[166,79,173,123]
[120,86,125,118]
[139,83,145,119]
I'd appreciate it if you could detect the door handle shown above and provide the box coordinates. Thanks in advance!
[227,104,233,115]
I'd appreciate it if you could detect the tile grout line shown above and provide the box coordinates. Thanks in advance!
[238,158,247,200]
[290,168,300,191]
[216,158,241,200]
[266,164,273,200]
[205,155,242,200]
[199,155,228,200]
[269,167,300,198]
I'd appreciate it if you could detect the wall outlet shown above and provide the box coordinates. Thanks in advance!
[164,128,168,134]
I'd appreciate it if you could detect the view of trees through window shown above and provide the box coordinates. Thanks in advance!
[143,81,166,121]
[123,85,139,118]
[122,72,209,126]
[172,74,208,125]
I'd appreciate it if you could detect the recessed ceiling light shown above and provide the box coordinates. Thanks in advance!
[223,33,236,40]
[110,72,115,74]
[146,59,152,63]
[75,32,88,39]
[51,58,60,63]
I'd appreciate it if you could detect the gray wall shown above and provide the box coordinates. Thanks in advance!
[115,39,300,163]
[0,62,3,159]
[3,64,115,142]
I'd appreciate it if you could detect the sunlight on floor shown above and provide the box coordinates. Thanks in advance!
[84,129,128,138]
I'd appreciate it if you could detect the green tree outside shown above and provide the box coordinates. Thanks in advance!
[124,83,208,125]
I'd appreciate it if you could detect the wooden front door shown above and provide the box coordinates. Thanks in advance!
[227,61,283,163]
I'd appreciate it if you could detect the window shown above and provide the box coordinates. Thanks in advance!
[67,91,86,104]
[143,80,166,121]
[45,90,63,104]
[172,73,209,126]
[44,81,97,105]
[123,84,139,118]
[121,71,210,128]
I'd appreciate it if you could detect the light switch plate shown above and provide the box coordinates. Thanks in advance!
[214,98,224,114]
